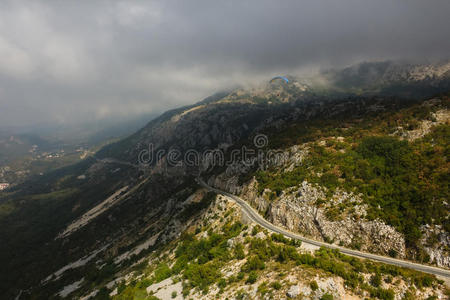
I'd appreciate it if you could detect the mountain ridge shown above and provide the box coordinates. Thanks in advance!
[1,60,449,299]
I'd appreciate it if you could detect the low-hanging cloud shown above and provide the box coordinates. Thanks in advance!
[0,0,449,127]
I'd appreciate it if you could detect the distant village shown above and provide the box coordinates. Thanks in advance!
[29,144,90,159]
[0,139,93,188]
[29,144,65,159]
[0,145,92,191]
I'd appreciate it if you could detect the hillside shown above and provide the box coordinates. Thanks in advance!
[0,61,449,300]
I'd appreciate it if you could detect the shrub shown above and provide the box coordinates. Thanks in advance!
[234,243,245,260]
[257,282,269,295]
[290,239,302,247]
[237,272,245,280]
[414,274,434,288]
[243,255,266,271]
[384,275,393,284]
[369,287,395,300]
[310,280,319,291]
[320,293,334,300]
[172,256,188,275]
[271,233,289,244]
[370,273,382,287]
[388,249,397,258]
[271,281,282,290]
[154,263,172,282]
[246,271,258,284]
[236,289,249,300]
[252,225,261,236]
[222,221,243,238]
[183,262,219,291]
[217,278,227,289]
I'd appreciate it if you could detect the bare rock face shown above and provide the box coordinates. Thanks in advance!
[420,225,450,268]
[286,285,300,298]
[266,182,324,238]
[244,180,406,258]
[393,107,450,141]
[241,178,270,214]
[209,172,242,195]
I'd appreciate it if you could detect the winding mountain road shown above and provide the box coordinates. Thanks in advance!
[198,179,450,279]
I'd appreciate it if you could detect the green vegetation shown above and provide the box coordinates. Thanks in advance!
[271,281,282,290]
[233,243,245,259]
[256,99,449,250]
[0,155,189,299]
[173,221,244,292]
[251,224,262,236]
[271,233,302,247]
[320,294,334,300]
[246,271,257,284]
[294,247,435,299]
[310,280,319,291]
[257,281,269,296]
[112,222,440,300]
[111,221,246,298]
[241,235,436,297]
[154,263,172,283]
[243,255,265,271]
[370,273,382,287]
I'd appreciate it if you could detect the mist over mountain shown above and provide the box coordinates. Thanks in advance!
[1,0,450,127]
[1,1,450,300]
[1,60,449,299]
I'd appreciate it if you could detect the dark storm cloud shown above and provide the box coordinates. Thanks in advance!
[0,0,449,126]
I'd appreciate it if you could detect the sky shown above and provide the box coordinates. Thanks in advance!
[0,0,449,127]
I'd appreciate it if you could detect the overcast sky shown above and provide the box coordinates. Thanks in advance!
[0,0,449,127]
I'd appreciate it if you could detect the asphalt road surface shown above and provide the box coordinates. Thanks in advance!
[198,178,450,278]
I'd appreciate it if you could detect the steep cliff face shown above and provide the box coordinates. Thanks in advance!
[248,180,406,258]
[420,225,450,268]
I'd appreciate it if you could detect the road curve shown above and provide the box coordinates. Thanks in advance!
[197,179,450,278]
